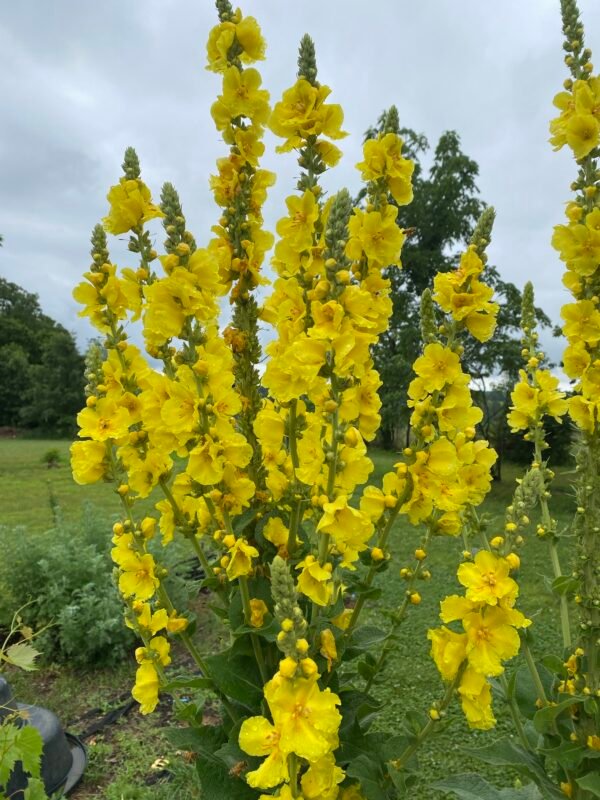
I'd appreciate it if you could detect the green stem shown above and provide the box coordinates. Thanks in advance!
[499,673,532,752]
[394,665,465,771]
[288,500,302,557]
[548,537,572,651]
[345,481,414,637]
[289,400,299,471]
[239,576,252,626]
[534,434,572,652]
[238,576,269,684]
[521,636,548,706]
[288,753,300,798]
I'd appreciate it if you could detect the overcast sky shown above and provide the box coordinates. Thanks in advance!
[1,0,597,371]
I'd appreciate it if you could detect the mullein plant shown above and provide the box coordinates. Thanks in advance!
[67,3,595,800]
[428,2,600,798]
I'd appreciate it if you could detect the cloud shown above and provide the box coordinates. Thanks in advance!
[0,0,594,372]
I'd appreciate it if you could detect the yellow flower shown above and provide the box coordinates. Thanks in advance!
[297,556,333,606]
[239,716,289,790]
[76,398,131,442]
[226,538,259,580]
[132,659,160,714]
[458,668,496,730]
[135,635,171,667]
[338,786,366,800]
[552,222,600,276]
[276,190,320,253]
[413,343,462,392]
[301,753,344,800]
[588,735,600,751]
[263,517,290,550]
[356,133,414,206]
[316,495,374,568]
[463,606,530,676]
[563,341,591,378]
[346,206,405,268]
[249,598,269,628]
[70,440,107,484]
[205,21,235,72]
[265,673,341,762]
[457,550,519,607]
[331,609,353,631]
[131,604,169,635]
[235,16,266,63]
[568,395,598,433]
[211,66,270,131]
[562,300,600,344]
[319,629,338,672]
[270,79,347,150]
[428,626,467,681]
[117,551,160,601]
[103,178,164,235]
[565,113,600,160]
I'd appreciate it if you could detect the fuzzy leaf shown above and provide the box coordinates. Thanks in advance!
[4,642,41,672]
[433,774,504,800]
[576,773,600,798]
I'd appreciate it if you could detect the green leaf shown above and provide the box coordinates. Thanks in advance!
[433,774,504,800]
[540,654,566,677]
[164,724,226,761]
[204,650,263,710]
[499,786,543,799]
[345,626,387,660]
[551,575,579,596]
[576,773,600,798]
[196,757,256,800]
[339,690,382,734]
[514,664,555,721]
[345,754,389,800]
[464,738,564,799]
[339,723,387,764]
[0,723,43,787]
[232,508,258,536]
[357,660,375,681]
[381,734,411,762]
[13,726,43,777]
[539,740,586,771]
[4,642,41,671]
[533,696,584,734]
[162,675,213,692]
[23,777,48,800]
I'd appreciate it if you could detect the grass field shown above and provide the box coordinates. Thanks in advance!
[0,439,578,799]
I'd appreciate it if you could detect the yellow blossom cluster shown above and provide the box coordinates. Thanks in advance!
[433,246,498,342]
[429,549,531,729]
[550,76,600,160]
[375,243,499,538]
[239,665,342,793]
[507,369,568,432]
[550,69,600,434]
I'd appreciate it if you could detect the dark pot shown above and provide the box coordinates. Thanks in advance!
[0,676,86,797]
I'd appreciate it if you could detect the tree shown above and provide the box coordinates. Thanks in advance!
[368,114,551,469]
[0,277,85,434]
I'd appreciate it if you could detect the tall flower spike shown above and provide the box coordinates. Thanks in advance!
[420,288,437,344]
[550,0,600,757]
[215,0,234,23]
[122,146,141,180]
[297,33,318,84]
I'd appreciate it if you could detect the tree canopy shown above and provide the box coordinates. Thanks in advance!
[367,115,551,452]
[0,276,85,434]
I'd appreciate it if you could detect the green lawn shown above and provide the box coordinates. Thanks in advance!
[0,440,578,799]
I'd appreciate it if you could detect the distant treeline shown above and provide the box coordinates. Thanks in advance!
[0,277,85,437]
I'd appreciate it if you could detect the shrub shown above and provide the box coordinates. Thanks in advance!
[0,506,133,667]
[40,448,62,469]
